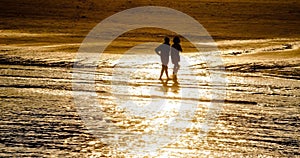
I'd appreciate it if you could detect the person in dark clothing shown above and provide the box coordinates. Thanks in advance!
[171,36,182,79]
[155,37,171,80]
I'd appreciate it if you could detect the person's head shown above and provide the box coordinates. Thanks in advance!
[173,36,180,44]
[164,37,170,44]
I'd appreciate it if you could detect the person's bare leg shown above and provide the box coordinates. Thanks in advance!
[159,65,164,80]
[173,63,179,75]
[165,66,170,80]
[172,63,179,80]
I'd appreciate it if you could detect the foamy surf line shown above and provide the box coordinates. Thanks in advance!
[217,38,300,56]
[198,38,300,55]
[0,38,299,67]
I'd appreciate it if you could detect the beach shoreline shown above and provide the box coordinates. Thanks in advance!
[1,0,300,157]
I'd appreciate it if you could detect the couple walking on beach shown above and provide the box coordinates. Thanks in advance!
[155,36,182,80]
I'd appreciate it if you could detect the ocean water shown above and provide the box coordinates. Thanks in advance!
[0,37,300,157]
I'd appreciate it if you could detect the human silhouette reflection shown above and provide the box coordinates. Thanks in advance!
[160,78,180,94]
[171,78,179,93]
[160,79,170,93]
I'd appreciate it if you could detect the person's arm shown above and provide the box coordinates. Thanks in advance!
[155,46,161,56]
[179,45,182,62]
[179,45,183,52]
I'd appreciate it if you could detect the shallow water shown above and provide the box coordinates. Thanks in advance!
[0,37,300,157]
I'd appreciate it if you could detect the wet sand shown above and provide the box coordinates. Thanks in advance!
[1,42,299,157]
[1,0,300,157]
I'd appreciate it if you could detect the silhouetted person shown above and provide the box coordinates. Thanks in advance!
[171,36,182,79]
[155,37,171,80]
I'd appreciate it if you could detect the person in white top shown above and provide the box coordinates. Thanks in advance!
[155,37,171,80]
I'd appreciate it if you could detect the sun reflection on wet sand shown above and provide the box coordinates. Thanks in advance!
[82,47,226,157]
[1,33,300,157]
